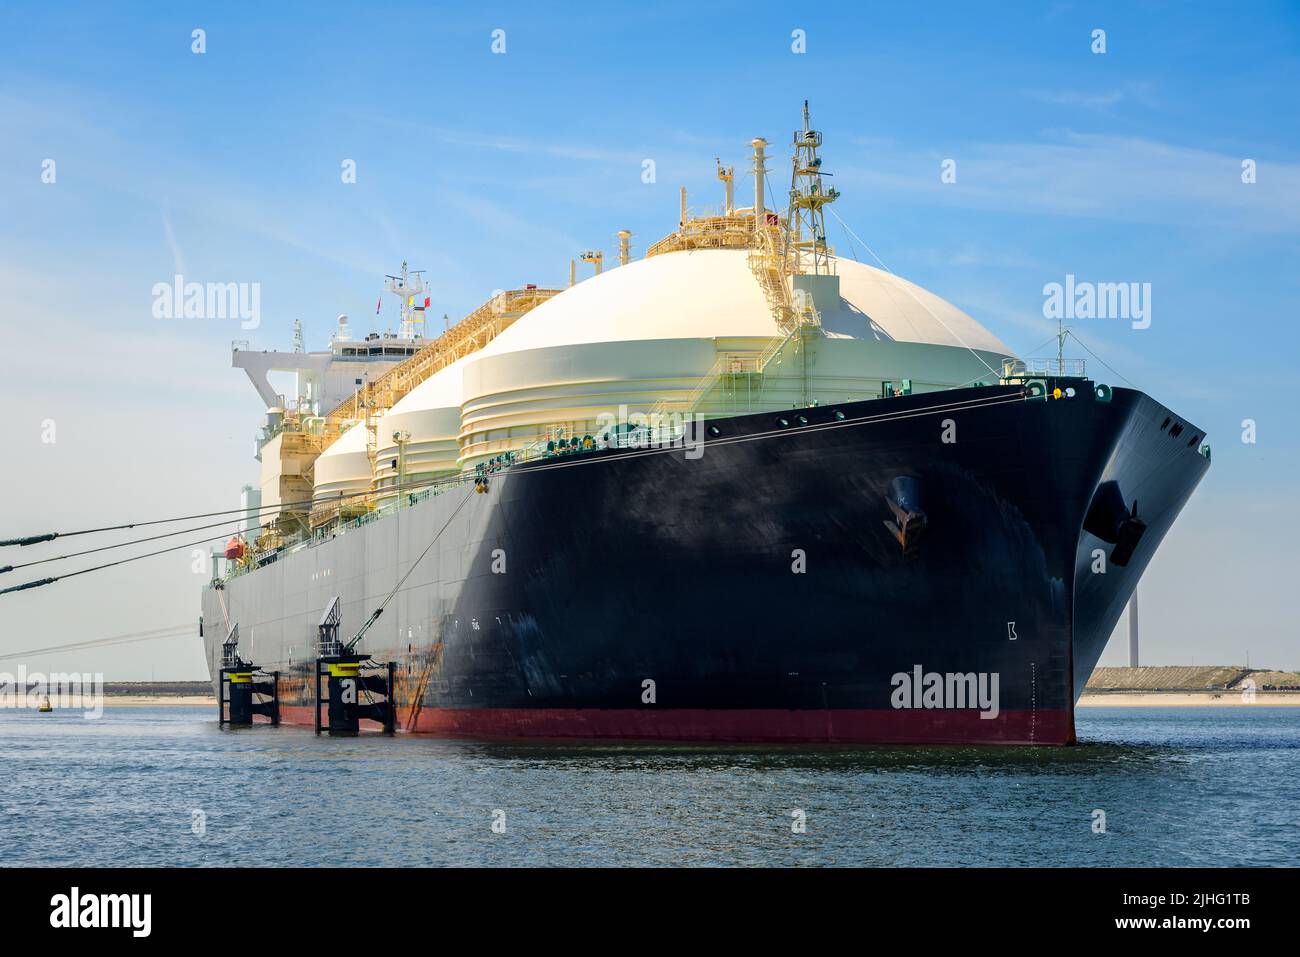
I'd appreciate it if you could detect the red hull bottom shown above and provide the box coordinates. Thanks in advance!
[273,705,1075,745]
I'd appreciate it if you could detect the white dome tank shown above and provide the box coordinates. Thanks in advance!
[457,248,1015,464]
[372,354,471,495]
[312,422,371,505]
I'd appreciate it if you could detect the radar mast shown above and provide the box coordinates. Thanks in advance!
[384,260,427,339]
[786,100,839,276]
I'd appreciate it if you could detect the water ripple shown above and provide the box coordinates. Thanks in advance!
[0,706,1295,867]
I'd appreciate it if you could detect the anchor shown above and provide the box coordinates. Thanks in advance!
[884,476,928,560]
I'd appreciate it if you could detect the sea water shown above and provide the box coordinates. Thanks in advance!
[1,706,1295,866]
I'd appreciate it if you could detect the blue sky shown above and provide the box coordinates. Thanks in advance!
[1,1,1298,677]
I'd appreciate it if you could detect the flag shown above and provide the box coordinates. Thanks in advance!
[407,295,414,306]
[375,297,382,315]
[423,296,431,308]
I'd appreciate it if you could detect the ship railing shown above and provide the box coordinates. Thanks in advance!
[341,476,470,526]
[220,624,241,667]
[317,597,343,658]
[611,424,689,449]
[649,356,738,420]
[320,286,561,430]
[509,420,693,466]
[215,475,481,584]
[1001,357,1086,379]
[645,212,756,258]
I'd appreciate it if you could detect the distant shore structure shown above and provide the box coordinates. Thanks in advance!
[1085,666,1300,692]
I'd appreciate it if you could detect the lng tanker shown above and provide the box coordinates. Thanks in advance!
[201,105,1209,744]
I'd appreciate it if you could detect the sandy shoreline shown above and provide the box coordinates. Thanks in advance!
[22,695,218,708]
[104,695,218,707]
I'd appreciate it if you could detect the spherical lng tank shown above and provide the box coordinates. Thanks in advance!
[311,421,371,505]
[457,247,1014,464]
[371,354,472,497]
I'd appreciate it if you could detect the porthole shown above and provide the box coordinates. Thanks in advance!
[797,415,809,425]
[777,417,790,428]
[707,425,721,437]
[833,410,846,421]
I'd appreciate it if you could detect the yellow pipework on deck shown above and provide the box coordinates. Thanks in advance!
[322,286,562,432]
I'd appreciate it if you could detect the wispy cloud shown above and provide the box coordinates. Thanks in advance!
[352,113,648,165]
[0,91,392,280]
[835,131,1300,234]
[900,244,1044,271]
[160,206,185,276]
[1026,82,1159,111]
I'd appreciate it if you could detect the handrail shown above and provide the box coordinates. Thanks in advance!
[1001,358,1086,379]
[322,286,561,428]
[645,213,755,258]
[649,224,823,419]
[224,472,479,583]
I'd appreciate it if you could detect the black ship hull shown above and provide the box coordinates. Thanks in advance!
[204,382,1208,744]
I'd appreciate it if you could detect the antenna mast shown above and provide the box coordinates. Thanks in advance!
[1056,310,1069,371]
[786,100,839,275]
[384,260,427,339]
